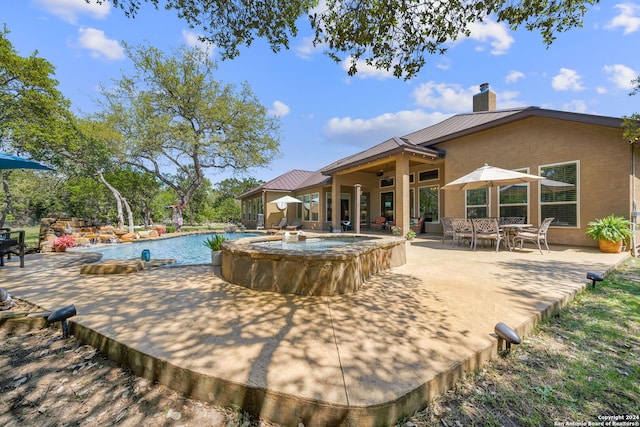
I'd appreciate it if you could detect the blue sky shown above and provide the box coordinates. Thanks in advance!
[3,0,640,183]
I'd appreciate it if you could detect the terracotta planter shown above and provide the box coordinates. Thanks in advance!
[598,239,623,253]
[211,250,222,266]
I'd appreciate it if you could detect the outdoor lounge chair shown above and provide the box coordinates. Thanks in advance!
[285,219,302,230]
[0,228,25,268]
[268,217,287,233]
[513,217,554,254]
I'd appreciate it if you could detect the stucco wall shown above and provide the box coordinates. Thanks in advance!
[437,116,629,247]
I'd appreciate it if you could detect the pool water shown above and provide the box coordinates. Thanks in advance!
[71,233,260,265]
[253,238,354,251]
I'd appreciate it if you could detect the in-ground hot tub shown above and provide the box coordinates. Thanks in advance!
[221,233,406,296]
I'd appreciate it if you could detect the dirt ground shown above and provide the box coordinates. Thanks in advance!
[1,299,281,427]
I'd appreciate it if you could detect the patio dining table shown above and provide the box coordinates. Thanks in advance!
[500,223,533,250]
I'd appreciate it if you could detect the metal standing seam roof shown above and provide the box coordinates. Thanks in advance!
[403,106,623,146]
[239,107,623,198]
[320,137,440,175]
[238,169,315,198]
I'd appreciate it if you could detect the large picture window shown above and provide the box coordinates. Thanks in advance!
[419,186,439,222]
[466,188,488,218]
[499,169,529,220]
[310,192,319,221]
[539,162,578,227]
[302,194,311,221]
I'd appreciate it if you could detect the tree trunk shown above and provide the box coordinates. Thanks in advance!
[121,196,135,234]
[0,172,12,229]
[96,171,134,232]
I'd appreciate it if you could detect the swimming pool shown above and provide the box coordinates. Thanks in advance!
[71,232,260,266]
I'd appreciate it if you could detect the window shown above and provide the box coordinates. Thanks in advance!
[381,191,394,220]
[466,188,488,218]
[499,169,528,220]
[419,186,439,222]
[380,178,394,188]
[540,162,578,227]
[418,169,439,182]
[326,192,350,222]
[310,192,319,221]
[302,194,311,221]
[410,188,415,218]
[409,173,415,183]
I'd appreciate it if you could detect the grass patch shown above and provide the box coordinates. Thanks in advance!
[404,257,640,427]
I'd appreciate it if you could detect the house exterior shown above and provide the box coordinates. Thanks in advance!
[239,84,637,248]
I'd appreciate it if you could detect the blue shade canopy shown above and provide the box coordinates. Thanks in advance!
[0,152,53,170]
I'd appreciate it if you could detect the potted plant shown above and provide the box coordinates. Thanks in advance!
[52,234,76,252]
[203,234,226,265]
[586,214,633,253]
[405,230,416,240]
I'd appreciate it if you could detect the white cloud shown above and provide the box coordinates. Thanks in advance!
[505,70,525,84]
[296,36,319,60]
[77,27,124,61]
[323,110,451,147]
[412,82,477,112]
[596,86,608,94]
[561,100,589,114]
[603,64,638,90]
[268,101,291,117]
[182,30,215,57]
[605,3,640,34]
[466,18,514,55]
[35,0,110,24]
[341,57,394,80]
[552,68,585,91]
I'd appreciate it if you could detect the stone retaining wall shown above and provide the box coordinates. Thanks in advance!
[221,233,406,296]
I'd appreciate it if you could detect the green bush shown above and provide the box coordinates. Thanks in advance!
[586,214,633,243]
[203,234,226,251]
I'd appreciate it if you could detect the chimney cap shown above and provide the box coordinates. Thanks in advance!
[479,82,490,92]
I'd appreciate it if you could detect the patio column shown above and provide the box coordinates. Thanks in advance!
[332,174,341,232]
[395,155,410,236]
[354,184,361,233]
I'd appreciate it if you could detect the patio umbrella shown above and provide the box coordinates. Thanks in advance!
[501,178,576,193]
[269,195,302,210]
[442,164,543,190]
[0,152,53,170]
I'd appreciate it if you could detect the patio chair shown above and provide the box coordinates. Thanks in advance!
[410,217,425,234]
[0,228,25,268]
[370,216,387,231]
[472,218,505,252]
[451,218,474,248]
[513,217,554,254]
[441,217,455,244]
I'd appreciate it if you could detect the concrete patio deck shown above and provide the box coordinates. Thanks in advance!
[0,236,629,426]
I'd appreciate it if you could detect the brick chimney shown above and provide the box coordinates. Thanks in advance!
[473,82,496,112]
